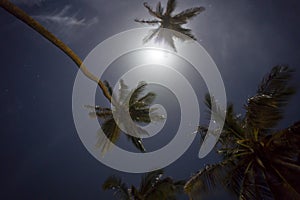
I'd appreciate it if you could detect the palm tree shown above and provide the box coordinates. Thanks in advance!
[103,169,185,200]
[86,80,165,154]
[0,0,112,102]
[135,0,205,50]
[184,66,300,200]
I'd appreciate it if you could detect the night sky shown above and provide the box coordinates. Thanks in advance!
[1,0,300,199]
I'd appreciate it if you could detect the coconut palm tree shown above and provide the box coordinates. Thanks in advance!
[184,66,300,200]
[0,0,112,102]
[135,0,205,50]
[103,169,185,200]
[86,80,165,154]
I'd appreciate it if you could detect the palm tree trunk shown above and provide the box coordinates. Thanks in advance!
[0,0,112,102]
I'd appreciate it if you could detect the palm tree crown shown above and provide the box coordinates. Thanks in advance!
[135,0,205,50]
[103,169,185,200]
[185,66,300,200]
[86,80,165,155]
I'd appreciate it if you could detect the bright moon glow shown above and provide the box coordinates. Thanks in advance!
[142,49,171,64]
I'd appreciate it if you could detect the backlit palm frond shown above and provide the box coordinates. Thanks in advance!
[129,81,148,106]
[245,65,296,131]
[156,2,164,16]
[145,177,177,199]
[165,0,176,15]
[173,7,205,24]
[264,121,300,197]
[203,94,243,144]
[102,176,130,200]
[84,105,112,119]
[173,26,196,40]
[143,28,160,43]
[155,28,176,50]
[104,80,113,96]
[126,135,146,152]
[96,118,121,155]
[143,2,162,18]
[118,79,130,104]
[140,169,164,195]
[264,162,300,200]
[184,162,228,199]
[225,158,273,200]
[267,121,300,160]
[134,19,160,26]
[141,171,185,199]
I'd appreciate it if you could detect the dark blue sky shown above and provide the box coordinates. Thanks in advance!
[0,0,300,199]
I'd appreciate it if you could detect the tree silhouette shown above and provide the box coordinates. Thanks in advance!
[103,169,185,200]
[0,0,112,102]
[86,80,164,154]
[184,66,300,200]
[135,0,205,50]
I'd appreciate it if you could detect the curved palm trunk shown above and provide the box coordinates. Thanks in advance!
[0,0,112,102]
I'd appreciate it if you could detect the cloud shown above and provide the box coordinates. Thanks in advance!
[32,5,98,42]
[33,5,98,27]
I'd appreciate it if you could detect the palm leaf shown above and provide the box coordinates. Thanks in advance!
[165,0,176,15]
[140,169,164,195]
[104,80,113,96]
[134,19,160,25]
[184,162,228,197]
[126,135,146,152]
[156,2,164,16]
[174,26,196,40]
[155,28,176,50]
[118,79,130,104]
[173,7,205,23]
[129,81,148,106]
[96,118,121,154]
[102,176,130,200]
[143,2,162,18]
[143,28,161,43]
[245,65,295,131]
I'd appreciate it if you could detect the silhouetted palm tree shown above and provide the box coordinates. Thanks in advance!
[103,169,185,200]
[135,0,205,50]
[86,80,164,154]
[185,66,300,200]
[0,0,113,101]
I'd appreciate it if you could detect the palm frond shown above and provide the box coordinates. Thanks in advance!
[184,162,228,198]
[156,2,164,16]
[143,28,161,43]
[245,65,296,131]
[102,176,130,200]
[155,28,176,50]
[84,105,112,119]
[264,163,300,200]
[137,92,156,106]
[145,177,177,199]
[143,2,162,18]
[140,169,164,195]
[97,118,121,154]
[129,81,148,106]
[267,121,300,160]
[173,7,205,23]
[225,160,274,200]
[165,0,176,15]
[104,80,113,96]
[174,26,196,40]
[134,19,160,25]
[126,135,146,152]
[118,79,130,103]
